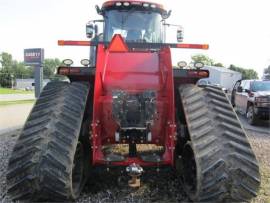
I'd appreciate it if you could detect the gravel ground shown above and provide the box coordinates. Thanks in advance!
[0,129,19,203]
[0,129,269,203]
[248,130,270,203]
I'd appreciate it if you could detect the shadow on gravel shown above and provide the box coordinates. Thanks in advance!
[251,117,270,128]
[78,168,188,202]
[237,113,270,134]
[0,129,188,203]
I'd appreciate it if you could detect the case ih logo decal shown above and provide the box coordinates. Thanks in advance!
[24,48,44,65]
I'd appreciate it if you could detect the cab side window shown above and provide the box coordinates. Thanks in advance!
[237,81,245,92]
[243,81,250,91]
[234,81,241,91]
[240,81,246,89]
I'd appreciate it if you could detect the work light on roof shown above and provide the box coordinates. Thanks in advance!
[177,61,187,68]
[194,62,204,69]
[143,3,150,7]
[116,2,122,6]
[81,59,90,67]
[62,59,73,67]
[123,2,130,6]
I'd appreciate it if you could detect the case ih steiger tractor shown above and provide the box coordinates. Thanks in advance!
[7,0,260,202]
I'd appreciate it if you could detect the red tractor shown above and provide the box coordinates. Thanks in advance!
[7,0,260,202]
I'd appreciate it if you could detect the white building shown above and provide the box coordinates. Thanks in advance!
[199,66,242,91]
[15,79,50,90]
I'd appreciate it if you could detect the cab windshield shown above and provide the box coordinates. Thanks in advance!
[251,81,270,92]
[104,9,164,43]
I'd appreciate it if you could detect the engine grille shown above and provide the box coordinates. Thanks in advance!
[112,90,156,129]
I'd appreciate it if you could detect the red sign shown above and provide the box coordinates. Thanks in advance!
[24,48,44,65]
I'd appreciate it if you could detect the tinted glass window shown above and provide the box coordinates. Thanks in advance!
[234,81,241,91]
[104,10,163,43]
[251,81,270,91]
[243,81,250,90]
[239,81,246,92]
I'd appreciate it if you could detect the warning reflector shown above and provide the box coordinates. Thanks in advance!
[58,40,91,46]
[108,34,128,52]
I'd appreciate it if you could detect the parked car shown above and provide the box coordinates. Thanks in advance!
[231,79,270,125]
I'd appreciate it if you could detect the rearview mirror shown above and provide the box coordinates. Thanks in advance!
[237,86,243,92]
[86,23,95,38]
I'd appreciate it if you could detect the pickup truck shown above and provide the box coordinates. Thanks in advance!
[231,79,270,125]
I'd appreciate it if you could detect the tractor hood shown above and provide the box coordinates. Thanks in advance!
[102,52,161,91]
[96,34,169,93]
[253,91,270,97]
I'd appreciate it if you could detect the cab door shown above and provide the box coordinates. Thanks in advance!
[235,80,246,113]
[231,80,241,106]
[241,81,251,112]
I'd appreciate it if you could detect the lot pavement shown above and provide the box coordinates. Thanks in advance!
[0,103,34,134]
[0,94,35,102]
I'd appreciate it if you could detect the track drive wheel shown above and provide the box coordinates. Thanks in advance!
[7,82,90,201]
[177,84,260,202]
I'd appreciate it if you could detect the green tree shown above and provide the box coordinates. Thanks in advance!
[0,52,34,78]
[213,62,224,67]
[0,52,35,87]
[43,58,61,79]
[0,53,13,87]
[229,64,258,80]
[191,54,225,67]
[264,65,270,74]
[0,52,13,70]
[191,54,214,66]
[13,61,34,78]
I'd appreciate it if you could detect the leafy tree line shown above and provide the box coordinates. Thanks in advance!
[228,65,258,80]
[191,54,225,67]
[190,54,259,80]
[0,52,61,87]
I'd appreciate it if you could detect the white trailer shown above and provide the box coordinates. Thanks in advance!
[199,66,242,91]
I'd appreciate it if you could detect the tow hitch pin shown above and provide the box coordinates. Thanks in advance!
[126,163,143,188]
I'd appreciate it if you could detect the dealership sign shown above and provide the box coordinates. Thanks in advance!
[24,48,44,98]
[24,48,44,65]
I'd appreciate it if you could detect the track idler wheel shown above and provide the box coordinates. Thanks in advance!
[71,141,85,198]
[181,142,198,198]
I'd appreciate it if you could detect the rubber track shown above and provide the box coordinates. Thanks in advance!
[7,82,90,201]
[178,84,260,202]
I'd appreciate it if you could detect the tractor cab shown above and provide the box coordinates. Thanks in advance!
[86,1,182,66]
[86,1,182,44]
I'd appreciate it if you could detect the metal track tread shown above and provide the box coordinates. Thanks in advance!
[178,84,260,202]
[7,82,90,201]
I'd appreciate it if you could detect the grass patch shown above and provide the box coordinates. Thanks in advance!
[0,88,34,94]
[0,99,35,106]
[252,165,270,203]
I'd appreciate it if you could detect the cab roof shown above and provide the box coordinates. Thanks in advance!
[102,0,166,12]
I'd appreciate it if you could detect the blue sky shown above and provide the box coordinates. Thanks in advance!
[0,0,269,77]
